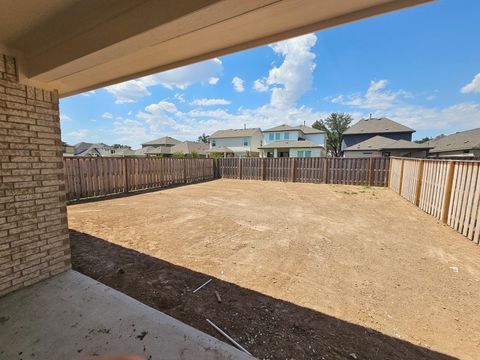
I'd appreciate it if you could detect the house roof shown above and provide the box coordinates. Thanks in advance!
[343,135,432,152]
[343,117,414,135]
[210,128,261,139]
[141,136,181,146]
[427,128,480,154]
[170,141,209,155]
[259,140,324,149]
[206,146,234,153]
[263,124,324,134]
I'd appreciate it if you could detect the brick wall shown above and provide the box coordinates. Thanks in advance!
[0,54,70,296]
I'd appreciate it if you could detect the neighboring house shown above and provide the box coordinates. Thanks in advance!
[209,128,262,157]
[62,142,75,156]
[170,141,209,157]
[343,135,432,158]
[341,117,415,153]
[427,128,480,159]
[140,136,182,157]
[259,124,326,158]
[73,142,116,157]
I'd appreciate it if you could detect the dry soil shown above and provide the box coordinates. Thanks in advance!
[68,179,480,360]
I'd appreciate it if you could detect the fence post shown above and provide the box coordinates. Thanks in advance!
[441,161,455,224]
[290,158,296,182]
[415,159,424,206]
[183,159,187,184]
[124,157,129,193]
[398,158,405,194]
[238,158,242,180]
[323,158,329,184]
[368,158,374,186]
[261,158,266,181]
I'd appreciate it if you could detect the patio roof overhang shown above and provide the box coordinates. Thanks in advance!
[0,0,432,97]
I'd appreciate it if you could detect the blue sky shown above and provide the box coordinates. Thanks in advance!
[60,0,480,148]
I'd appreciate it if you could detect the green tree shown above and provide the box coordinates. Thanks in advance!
[198,133,210,144]
[312,112,352,157]
[414,137,432,144]
[209,151,223,159]
[173,151,184,158]
[189,151,199,158]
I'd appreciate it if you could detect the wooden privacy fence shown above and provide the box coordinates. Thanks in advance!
[64,157,215,202]
[390,157,480,244]
[217,157,390,186]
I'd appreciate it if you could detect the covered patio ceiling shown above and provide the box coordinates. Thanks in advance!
[0,0,431,97]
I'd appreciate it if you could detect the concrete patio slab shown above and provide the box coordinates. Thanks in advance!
[0,270,254,360]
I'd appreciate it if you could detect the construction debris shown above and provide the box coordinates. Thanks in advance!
[206,319,252,356]
[214,290,222,303]
[192,279,212,293]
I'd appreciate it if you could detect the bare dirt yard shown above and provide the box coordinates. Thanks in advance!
[68,179,480,360]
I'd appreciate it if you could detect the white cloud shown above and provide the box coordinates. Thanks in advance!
[104,58,223,104]
[461,73,480,94]
[145,100,177,113]
[105,79,151,104]
[60,114,72,121]
[81,90,96,97]
[102,112,113,119]
[330,79,410,110]
[232,77,245,92]
[190,98,231,106]
[266,34,317,109]
[331,79,480,133]
[208,77,219,85]
[253,78,269,92]
[67,129,88,139]
[174,93,185,103]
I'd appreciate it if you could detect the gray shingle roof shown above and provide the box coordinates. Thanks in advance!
[259,140,324,149]
[141,136,181,146]
[427,128,480,154]
[344,135,432,151]
[210,128,261,139]
[263,124,324,134]
[170,141,209,155]
[206,146,234,153]
[343,118,414,135]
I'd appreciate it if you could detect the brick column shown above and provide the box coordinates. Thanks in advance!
[0,55,70,296]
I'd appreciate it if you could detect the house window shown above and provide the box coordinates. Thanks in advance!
[275,133,280,140]
[297,150,304,157]
[269,133,274,141]
[211,139,216,147]
[243,137,249,146]
[284,132,289,140]
[305,150,311,157]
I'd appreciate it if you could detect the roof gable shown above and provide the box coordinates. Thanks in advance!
[210,128,261,138]
[141,136,181,146]
[343,117,414,135]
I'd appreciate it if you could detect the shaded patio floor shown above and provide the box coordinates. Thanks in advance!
[0,270,252,360]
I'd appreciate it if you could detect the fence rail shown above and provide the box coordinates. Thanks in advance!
[390,157,480,245]
[217,157,390,186]
[64,157,215,202]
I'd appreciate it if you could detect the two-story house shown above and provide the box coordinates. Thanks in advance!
[259,124,326,158]
[341,117,415,150]
[208,128,263,157]
[341,117,434,158]
[139,136,182,157]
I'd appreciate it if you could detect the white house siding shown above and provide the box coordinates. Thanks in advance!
[289,148,324,157]
[210,132,262,156]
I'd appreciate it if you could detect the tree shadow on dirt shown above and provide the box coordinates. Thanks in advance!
[70,229,454,360]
